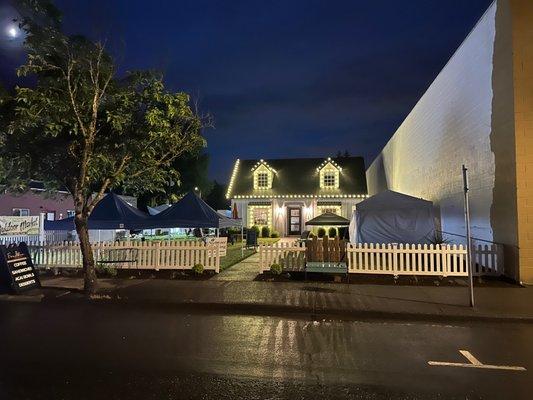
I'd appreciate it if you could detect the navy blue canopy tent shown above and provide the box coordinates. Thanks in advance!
[44,192,149,231]
[148,191,241,229]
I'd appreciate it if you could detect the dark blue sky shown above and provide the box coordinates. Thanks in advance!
[1,0,493,183]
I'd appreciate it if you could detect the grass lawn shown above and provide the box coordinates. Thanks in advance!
[219,237,280,271]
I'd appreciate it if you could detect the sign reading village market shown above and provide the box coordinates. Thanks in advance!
[0,242,40,293]
[0,216,40,236]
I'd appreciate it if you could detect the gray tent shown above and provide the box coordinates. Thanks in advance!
[352,190,436,244]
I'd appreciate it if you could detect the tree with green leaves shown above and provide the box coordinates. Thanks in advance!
[136,151,213,209]
[2,1,208,293]
[205,180,229,210]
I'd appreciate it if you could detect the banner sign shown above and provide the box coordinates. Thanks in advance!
[0,242,40,293]
[0,216,40,236]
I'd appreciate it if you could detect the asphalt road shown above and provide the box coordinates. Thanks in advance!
[0,302,531,399]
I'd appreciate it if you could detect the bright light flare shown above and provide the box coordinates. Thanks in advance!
[7,26,18,38]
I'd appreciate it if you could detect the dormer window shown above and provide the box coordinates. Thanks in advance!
[317,158,341,190]
[252,160,274,190]
[323,171,336,188]
[257,172,269,188]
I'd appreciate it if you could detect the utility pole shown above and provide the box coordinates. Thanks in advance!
[462,165,475,307]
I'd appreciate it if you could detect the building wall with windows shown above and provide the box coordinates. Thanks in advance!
[0,191,75,220]
[365,0,533,283]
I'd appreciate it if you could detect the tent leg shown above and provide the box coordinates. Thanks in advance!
[241,225,244,257]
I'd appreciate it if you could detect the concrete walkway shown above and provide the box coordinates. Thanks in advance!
[212,252,260,281]
[213,237,296,282]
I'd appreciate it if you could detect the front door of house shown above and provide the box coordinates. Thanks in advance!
[287,207,302,235]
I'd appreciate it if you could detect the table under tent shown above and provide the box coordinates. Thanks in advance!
[349,190,437,245]
[146,191,244,254]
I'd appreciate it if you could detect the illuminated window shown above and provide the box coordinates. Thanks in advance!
[318,205,341,215]
[67,210,75,218]
[248,205,272,227]
[318,160,340,190]
[252,208,269,225]
[253,163,273,190]
[323,172,336,188]
[257,172,269,188]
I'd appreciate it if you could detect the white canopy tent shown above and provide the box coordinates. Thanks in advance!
[350,190,437,244]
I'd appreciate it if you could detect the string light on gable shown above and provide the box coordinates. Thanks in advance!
[251,159,276,173]
[316,157,343,172]
[226,159,240,199]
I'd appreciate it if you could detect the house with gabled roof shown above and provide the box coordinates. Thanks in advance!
[226,156,368,236]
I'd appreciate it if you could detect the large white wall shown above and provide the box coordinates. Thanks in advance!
[366,2,501,242]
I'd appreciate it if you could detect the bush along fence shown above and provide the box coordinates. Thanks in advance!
[259,241,503,277]
[26,240,222,273]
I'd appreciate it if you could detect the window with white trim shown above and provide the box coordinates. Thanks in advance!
[257,172,269,188]
[318,161,340,189]
[12,208,30,217]
[323,172,336,188]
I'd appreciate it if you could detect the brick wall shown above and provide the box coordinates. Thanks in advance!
[511,0,533,283]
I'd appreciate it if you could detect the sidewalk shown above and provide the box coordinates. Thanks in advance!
[4,275,532,323]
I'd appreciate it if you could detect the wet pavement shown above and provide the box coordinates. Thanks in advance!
[0,301,531,399]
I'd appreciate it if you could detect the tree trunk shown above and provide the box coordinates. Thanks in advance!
[74,214,97,294]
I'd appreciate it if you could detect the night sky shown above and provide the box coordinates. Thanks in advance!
[1,0,493,183]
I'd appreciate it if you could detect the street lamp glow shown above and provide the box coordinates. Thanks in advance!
[7,27,18,38]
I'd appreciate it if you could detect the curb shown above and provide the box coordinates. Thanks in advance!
[34,293,533,324]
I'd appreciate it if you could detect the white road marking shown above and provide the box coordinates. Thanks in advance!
[55,291,71,298]
[428,350,526,371]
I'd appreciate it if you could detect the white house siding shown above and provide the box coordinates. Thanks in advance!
[232,198,361,236]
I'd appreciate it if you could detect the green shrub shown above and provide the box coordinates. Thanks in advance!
[261,226,271,238]
[317,227,326,238]
[250,225,260,237]
[328,227,337,238]
[270,263,282,275]
[270,231,280,238]
[96,263,117,277]
[192,263,204,275]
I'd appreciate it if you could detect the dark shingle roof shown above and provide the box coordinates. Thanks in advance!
[228,157,367,198]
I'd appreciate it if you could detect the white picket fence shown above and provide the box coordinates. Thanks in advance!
[0,231,71,245]
[258,241,306,273]
[26,240,222,273]
[259,242,503,277]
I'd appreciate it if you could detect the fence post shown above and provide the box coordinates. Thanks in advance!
[258,244,263,273]
[39,212,46,243]
[215,243,220,273]
[392,244,398,278]
[154,241,160,271]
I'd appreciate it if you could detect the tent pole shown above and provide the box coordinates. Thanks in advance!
[241,224,244,257]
